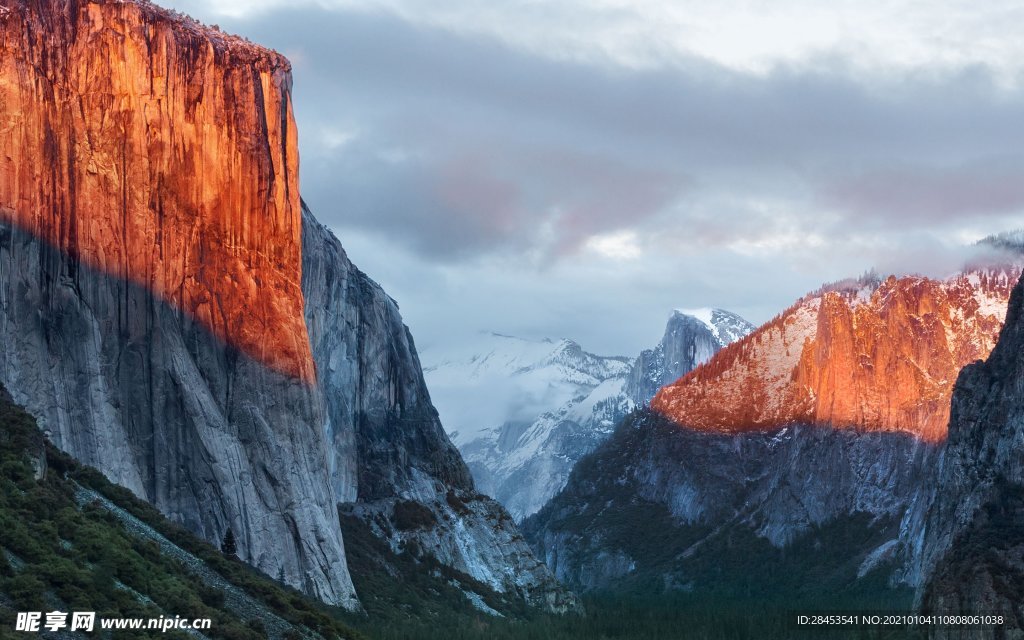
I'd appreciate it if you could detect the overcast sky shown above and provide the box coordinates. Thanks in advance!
[166,0,1024,357]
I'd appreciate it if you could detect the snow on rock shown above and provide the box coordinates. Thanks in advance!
[424,310,753,521]
[654,267,1021,441]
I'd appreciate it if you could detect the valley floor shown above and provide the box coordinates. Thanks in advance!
[347,592,925,640]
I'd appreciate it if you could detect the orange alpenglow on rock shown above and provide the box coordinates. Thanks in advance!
[652,269,1021,442]
[0,0,314,381]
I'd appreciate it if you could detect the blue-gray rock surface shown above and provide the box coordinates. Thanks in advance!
[523,410,935,592]
[913,270,1024,637]
[302,209,577,612]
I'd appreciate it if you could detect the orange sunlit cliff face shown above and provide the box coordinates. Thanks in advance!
[0,0,313,381]
[652,269,1021,442]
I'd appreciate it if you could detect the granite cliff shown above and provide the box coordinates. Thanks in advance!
[0,0,570,614]
[303,210,576,612]
[654,270,1017,441]
[914,270,1024,637]
[0,0,311,381]
[625,308,753,404]
[0,0,353,607]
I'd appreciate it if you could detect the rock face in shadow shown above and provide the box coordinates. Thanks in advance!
[916,271,1024,637]
[524,409,935,592]
[302,204,470,505]
[0,220,357,608]
[0,0,353,607]
[302,209,578,613]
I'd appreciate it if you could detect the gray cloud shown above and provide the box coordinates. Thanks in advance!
[823,160,1024,223]
[222,7,1024,253]
[162,1,1024,355]
[307,137,687,261]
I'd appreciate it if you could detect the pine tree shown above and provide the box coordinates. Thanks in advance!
[220,528,237,557]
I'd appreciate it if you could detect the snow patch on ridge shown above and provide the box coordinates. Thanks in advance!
[674,307,756,349]
[676,307,715,329]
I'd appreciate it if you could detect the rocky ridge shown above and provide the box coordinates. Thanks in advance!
[303,210,577,612]
[654,269,1018,441]
[426,309,753,521]
[525,264,1020,597]
[524,409,934,592]
[912,270,1024,635]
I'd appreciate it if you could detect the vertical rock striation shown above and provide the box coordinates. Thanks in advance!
[0,0,355,607]
[915,271,1024,636]
[653,270,1018,441]
[0,0,312,381]
[302,209,577,612]
[0,0,590,614]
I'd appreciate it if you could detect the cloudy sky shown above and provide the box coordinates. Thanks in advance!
[167,0,1024,357]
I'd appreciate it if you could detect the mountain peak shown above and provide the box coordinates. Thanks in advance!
[653,267,1020,441]
[425,307,750,520]
[672,307,756,349]
[674,307,717,323]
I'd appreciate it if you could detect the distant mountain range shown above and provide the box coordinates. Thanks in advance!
[423,309,755,520]
[524,258,1023,606]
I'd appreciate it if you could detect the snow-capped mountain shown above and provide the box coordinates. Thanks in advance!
[625,308,754,404]
[525,264,1022,597]
[424,334,632,449]
[423,310,754,521]
[654,269,1018,441]
[678,307,756,346]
